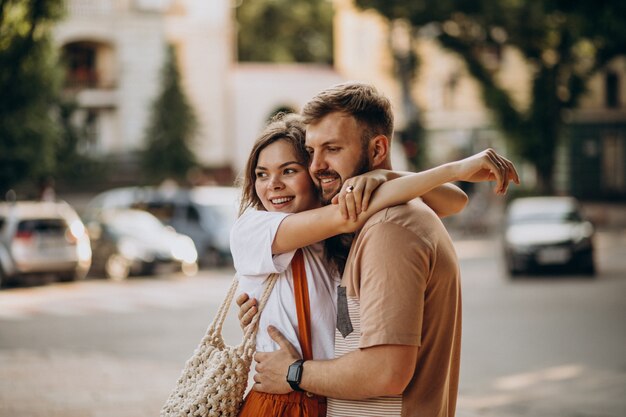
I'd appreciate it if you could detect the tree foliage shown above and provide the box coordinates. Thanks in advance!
[357,0,626,192]
[0,0,65,195]
[141,45,198,184]
[236,0,333,64]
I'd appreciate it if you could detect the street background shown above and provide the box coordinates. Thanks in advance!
[1,198,625,417]
[2,1,626,416]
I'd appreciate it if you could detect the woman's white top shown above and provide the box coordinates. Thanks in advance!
[230,209,340,360]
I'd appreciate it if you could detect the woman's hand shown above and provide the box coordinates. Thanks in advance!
[331,169,391,221]
[452,148,520,194]
[236,292,257,331]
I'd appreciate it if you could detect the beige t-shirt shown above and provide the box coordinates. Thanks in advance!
[328,200,462,417]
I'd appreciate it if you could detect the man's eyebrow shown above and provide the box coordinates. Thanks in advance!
[306,140,340,148]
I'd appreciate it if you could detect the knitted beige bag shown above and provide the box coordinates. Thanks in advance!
[161,274,278,417]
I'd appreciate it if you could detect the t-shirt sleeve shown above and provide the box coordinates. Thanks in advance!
[230,209,296,276]
[355,222,432,348]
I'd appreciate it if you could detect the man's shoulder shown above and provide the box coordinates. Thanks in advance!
[364,199,440,230]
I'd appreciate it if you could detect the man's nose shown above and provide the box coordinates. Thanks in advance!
[309,152,327,174]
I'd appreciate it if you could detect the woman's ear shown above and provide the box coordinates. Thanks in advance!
[369,135,390,167]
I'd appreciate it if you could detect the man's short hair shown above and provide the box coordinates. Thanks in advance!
[301,82,394,144]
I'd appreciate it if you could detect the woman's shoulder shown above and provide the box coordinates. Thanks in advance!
[234,208,291,229]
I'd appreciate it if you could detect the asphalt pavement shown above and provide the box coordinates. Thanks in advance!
[1,230,625,417]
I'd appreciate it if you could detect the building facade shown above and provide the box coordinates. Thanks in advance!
[54,0,626,198]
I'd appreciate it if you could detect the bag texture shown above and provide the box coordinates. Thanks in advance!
[161,274,278,417]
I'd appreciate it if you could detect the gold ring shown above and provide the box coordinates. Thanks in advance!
[346,185,354,194]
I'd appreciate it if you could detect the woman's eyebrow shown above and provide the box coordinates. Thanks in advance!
[255,161,302,171]
[279,161,302,168]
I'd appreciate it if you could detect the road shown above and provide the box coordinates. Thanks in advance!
[1,229,625,417]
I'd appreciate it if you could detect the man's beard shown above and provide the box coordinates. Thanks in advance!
[316,149,371,206]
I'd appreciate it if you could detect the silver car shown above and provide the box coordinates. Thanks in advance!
[86,208,198,280]
[85,185,239,268]
[503,196,595,276]
[0,201,92,286]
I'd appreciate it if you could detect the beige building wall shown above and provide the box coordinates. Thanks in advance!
[55,0,233,168]
[165,0,233,167]
[55,0,166,154]
[230,64,346,175]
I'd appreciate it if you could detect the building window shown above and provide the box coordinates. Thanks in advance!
[602,134,625,192]
[605,71,620,108]
[63,42,99,89]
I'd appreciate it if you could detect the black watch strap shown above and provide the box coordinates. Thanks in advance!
[286,359,305,391]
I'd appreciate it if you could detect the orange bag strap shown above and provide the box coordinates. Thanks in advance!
[292,249,313,361]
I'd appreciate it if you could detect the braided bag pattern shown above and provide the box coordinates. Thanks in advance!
[161,274,277,417]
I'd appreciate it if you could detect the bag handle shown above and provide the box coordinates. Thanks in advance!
[208,273,278,340]
[292,249,313,360]
[240,273,278,357]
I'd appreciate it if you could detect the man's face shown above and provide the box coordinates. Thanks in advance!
[305,112,371,205]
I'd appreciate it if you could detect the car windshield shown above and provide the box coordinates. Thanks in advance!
[107,211,166,238]
[509,208,581,224]
[18,219,67,235]
[198,204,237,230]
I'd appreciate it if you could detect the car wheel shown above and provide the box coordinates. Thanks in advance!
[202,247,221,268]
[57,267,88,282]
[105,254,130,281]
[57,272,74,282]
[505,257,522,277]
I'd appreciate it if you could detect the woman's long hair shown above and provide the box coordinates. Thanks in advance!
[237,112,350,274]
[237,112,310,216]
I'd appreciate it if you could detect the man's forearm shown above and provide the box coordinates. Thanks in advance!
[299,345,417,400]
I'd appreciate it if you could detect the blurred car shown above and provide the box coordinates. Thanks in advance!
[86,208,198,280]
[0,201,91,286]
[503,196,595,276]
[85,185,238,267]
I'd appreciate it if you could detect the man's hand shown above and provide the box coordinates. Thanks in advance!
[253,326,301,394]
[452,148,520,194]
[331,169,390,221]
[236,293,257,331]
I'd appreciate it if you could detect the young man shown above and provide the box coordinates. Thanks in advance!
[246,82,518,416]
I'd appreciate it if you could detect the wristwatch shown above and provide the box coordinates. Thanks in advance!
[286,359,305,392]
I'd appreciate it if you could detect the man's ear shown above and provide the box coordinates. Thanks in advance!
[369,135,390,167]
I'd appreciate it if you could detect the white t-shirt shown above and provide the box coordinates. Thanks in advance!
[230,209,340,360]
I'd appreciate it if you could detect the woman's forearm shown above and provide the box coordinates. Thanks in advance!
[272,164,461,254]
[377,169,467,218]
[421,183,468,218]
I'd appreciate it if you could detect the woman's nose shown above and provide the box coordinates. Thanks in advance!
[268,176,284,190]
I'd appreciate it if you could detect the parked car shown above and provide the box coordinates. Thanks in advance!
[503,196,595,276]
[86,208,198,280]
[85,185,238,267]
[0,201,91,286]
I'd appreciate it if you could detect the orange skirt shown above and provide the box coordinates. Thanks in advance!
[238,390,327,417]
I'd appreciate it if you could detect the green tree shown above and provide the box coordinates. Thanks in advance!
[236,0,333,64]
[0,0,65,195]
[357,0,626,192]
[142,45,198,184]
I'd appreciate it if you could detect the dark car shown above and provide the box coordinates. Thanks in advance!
[87,209,198,280]
[503,196,595,276]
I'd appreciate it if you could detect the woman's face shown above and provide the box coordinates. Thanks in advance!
[254,139,320,213]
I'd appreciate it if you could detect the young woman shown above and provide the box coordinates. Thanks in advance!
[232,113,516,416]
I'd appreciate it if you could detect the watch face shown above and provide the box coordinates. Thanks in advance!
[287,361,303,383]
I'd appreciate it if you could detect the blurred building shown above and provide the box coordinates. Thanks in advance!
[54,0,626,199]
[336,0,626,200]
[55,0,232,179]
